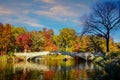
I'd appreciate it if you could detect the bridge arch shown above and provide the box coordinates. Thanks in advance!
[14,51,94,61]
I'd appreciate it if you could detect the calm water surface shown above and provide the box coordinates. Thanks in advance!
[0,59,103,80]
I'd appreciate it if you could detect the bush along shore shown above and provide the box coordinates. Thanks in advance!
[93,51,120,80]
[0,55,15,62]
[0,54,27,62]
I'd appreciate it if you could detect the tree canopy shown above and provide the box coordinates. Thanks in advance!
[0,22,119,55]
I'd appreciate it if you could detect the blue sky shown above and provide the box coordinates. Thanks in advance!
[0,0,120,42]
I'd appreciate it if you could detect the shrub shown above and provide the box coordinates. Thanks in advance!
[104,59,120,80]
[107,51,120,59]
[94,56,104,63]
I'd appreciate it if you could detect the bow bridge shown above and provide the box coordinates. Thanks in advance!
[14,51,94,61]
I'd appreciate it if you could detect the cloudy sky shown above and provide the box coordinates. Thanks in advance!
[0,0,120,42]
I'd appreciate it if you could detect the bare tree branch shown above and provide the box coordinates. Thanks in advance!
[82,1,120,52]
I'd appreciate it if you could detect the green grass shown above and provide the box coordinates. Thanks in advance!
[42,54,73,60]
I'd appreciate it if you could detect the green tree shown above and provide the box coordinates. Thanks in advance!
[53,28,76,52]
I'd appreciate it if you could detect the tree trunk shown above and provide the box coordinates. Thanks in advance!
[106,33,110,52]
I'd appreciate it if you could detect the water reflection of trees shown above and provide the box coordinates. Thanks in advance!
[0,62,14,80]
[0,60,104,80]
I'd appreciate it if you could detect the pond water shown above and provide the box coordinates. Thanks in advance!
[0,59,103,80]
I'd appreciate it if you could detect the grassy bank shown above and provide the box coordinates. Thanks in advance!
[0,55,15,62]
[0,55,25,62]
[42,54,73,60]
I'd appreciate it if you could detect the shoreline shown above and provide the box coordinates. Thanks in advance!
[0,54,74,62]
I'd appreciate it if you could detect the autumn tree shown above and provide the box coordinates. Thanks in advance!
[80,35,118,53]
[73,36,81,52]
[43,28,57,51]
[16,33,32,52]
[82,1,120,52]
[109,38,119,52]
[80,36,88,52]
[87,35,104,53]
[0,23,15,54]
[11,26,27,38]
[115,42,120,50]
[30,31,45,51]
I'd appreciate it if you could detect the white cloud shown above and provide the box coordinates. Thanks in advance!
[50,6,77,17]
[0,0,92,30]
[0,5,32,16]
[34,0,55,4]
[0,5,44,29]
[0,6,15,15]
[25,21,45,28]
[13,16,46,28]
[0,14,46,28]
[35,5,79,21]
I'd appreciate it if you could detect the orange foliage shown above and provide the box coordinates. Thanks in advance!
[74,43,80,52]
[43,28,58,51]
[0,23,15,53]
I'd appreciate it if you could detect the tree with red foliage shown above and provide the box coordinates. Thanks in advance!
[16,33,32,52]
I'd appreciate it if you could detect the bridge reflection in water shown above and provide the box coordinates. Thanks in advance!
[13,62,49,74]
[11,59,103,80]
[13,60,94,74]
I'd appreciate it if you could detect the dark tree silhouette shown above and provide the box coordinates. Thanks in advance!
[82,1,120,52]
